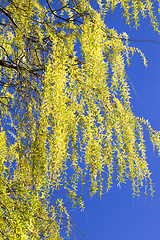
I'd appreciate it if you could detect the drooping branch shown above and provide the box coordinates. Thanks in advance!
[0,5,18,28]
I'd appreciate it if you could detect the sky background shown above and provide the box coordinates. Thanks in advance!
[65,3,160,240]
[39,1,160,239]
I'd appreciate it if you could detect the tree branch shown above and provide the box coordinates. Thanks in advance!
[0,5,18,28]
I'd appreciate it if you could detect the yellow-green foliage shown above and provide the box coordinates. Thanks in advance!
[0,0,160,238]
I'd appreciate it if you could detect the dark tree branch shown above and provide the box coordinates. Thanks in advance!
[0,5,18,28]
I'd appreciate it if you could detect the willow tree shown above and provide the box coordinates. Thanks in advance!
[0,0,160,238]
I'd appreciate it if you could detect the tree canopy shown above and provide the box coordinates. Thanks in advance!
[0,0,160,238]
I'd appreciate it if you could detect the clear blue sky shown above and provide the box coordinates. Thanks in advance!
[40,1,160,239]
[65,4,160,240]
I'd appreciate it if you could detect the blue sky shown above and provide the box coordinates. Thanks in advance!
[66,5,160,240]
[23,1,160,239]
